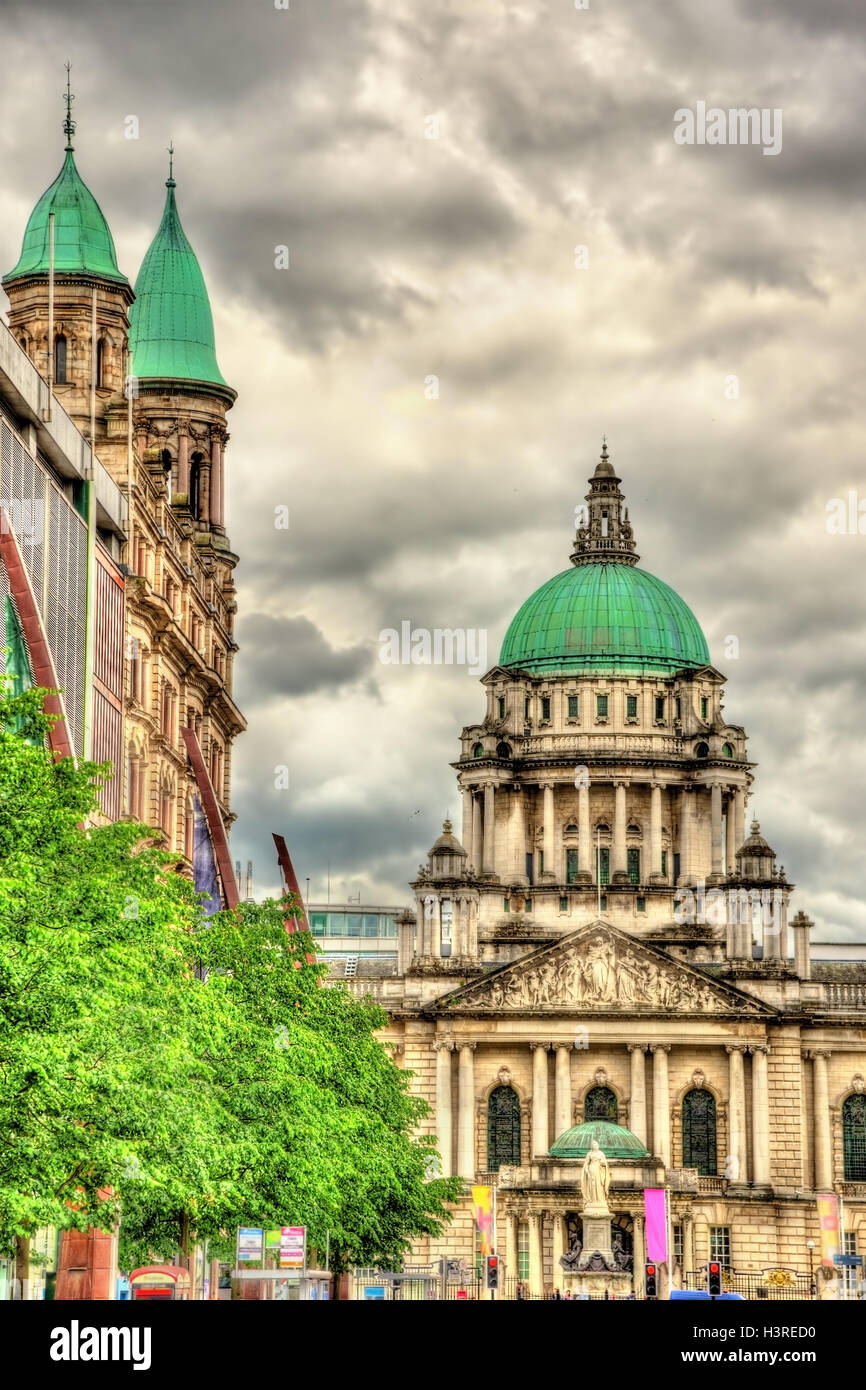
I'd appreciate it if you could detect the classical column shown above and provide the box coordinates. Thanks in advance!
[725,792,737,875]
[552,1214,566,1294]
[177,428,190,496]
[457,1042,477,1179]
[678,788,692,885]
[482,783,496,877]
[427,898,440,958]
[199,460,211,526]
[726,1044,748,1184]
[505,1212,519,1286]
[209,430,222,528]
[471,793,483,876]
[812,1051,833,1190]
[651,1044,671,1167]
[434,1040,454,1177]
[613,780,628,882]
[578,781,592,882]
[649,782,663,881]
[528,1212,544,1299]
[733,788,746,856]
[750,1045,770,1187]
[628,1043,647,1145]
[531,1043,550,1156]
[709,782,724,883]
[461,784,474,865]
[633,1214,646,1297]
[684,1214,695,1279]
[510,784,528,883]
[554,1044,571,1140]
[541,783,556,880]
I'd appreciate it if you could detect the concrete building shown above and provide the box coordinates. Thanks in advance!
[347,445,866,1299]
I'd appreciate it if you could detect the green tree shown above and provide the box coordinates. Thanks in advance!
[0,686,226,1258]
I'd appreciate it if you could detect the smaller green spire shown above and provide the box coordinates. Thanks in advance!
[63,61,76,152]
[128,159,229,391]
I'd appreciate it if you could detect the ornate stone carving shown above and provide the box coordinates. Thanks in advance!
[593,1067,608,1086]
[853,1074,865,1094]
[497,1066,512,1086]
[691,1068,706,1089]
[448,924,764,1015]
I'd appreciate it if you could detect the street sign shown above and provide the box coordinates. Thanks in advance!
[237,1228,264,1262]
[833,1254,863,1267]
[364,1286,386,1300]
[280,1225,306,1269]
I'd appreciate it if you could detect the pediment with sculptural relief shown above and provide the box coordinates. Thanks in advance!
[435,920,773,1016]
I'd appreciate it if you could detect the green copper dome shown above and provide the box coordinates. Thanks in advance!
[550,1120,649,1159]
[128,178,228,389]
[499,562,710,677]
[4,150,128,286]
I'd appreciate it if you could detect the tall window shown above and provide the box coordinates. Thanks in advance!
[568,695,579,719]
[626,694,638,718]
[701,696,709,719]
[487,1086,521,1171]
[497,696,506,719]
[184,798,195,860]
[661,849,668,878]
[96,338,105,387]
[598,846,610,885]
[842,1232,859,1297]
[627,847,640,884]
[682,1089,717,1176]
[596,694,608,719]
[584,1085,618,1122]
[709,1226,731,1267]
[654,695,665,721]
[675,697,682,720]
[566,848,579,884]
[517,1220,529,1279]
[54,334,68,383]
[673,1224,684,1267]
[524,696,530,721]
[541,696,551,721]
[189,453,203,516]
[843,1094,866,1181]
[722,743,734,758]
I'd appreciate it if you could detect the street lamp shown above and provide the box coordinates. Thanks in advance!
[806,1240,816,1299]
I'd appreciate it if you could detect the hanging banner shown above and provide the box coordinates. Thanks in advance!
[471,1186,494,1257]
[644,1188,668,1264]
[816,1194,840,1268]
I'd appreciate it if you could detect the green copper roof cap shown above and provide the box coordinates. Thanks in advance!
[5,68,127,288]
[128,159,229,390]
[499,561,710,676]
[3,149,128,286]
[549,1120,649,1159]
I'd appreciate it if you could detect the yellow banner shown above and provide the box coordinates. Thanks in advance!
[471,1185,494,1257]
[816,1193,840,1268]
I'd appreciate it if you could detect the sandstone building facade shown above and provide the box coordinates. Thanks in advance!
[352,446,866,1298]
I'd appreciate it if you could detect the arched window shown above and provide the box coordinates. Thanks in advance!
[565,824,578,834]
[722,743,734,759]
[682,1088,717,1175]
[487,1086,521,1171]
[184,798,195,861]
[843,1094,866,1181]
[54,334,67,384]
[496,741,511,758]
[695,742,709,758]
[160,778,174,840]
[472,742,484,758]
[584,1085,618,1123]
[96,338,105,387]
[189,453,203,517]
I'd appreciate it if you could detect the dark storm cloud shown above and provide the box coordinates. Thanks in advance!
[235,614,373,704]
[2,0,864,932]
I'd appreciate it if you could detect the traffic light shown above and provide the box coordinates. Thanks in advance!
[644,1263,657,1298]
[707,1261,722,1297]
[485,1255,500,1290]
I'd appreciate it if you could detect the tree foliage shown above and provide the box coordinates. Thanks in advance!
[0,687,458,1273]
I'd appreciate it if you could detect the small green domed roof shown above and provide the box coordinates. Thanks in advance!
[550,1120,649,1159]
[3,149,128,286]
[128,177,228,389]
[499,562,709,676]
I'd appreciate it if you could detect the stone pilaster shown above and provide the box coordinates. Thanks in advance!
[531,1042,550,1156]
[541,782,556,880]
[726,1043,748,1184]
[648,781,663,881]
[750,1044,771,1187]
[554,1043,572,1140]
[709,782,724,883]
[434,1040,454,1177]
[628,1043,647,1144]
[457,1042,477,1179]
[528,1211,544,1299]
[811,1050,833,1190]
[612,780,628,882]
[650,1044,671,1167]
[482,783,497,878]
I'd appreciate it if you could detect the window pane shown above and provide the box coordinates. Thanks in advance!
[487,1085,521,1171]
[346,914,362,936]
[363,914,379,937]
[843,1095,866,1180]
[310,913,326,936]
[661,850,668,877]
[566,848,579,884]
[684,1090,718,1176]
[597,694,608,717]
[599,847,610,885]
[541,697,551,720]
[326,914,345,936]
[627,847,640,884]
[380,916,396,936]
[655,696,665,720]
[626,695,638,717]
[568,695,579,718]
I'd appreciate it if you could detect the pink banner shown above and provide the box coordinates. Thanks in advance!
[644,1188,668,1263]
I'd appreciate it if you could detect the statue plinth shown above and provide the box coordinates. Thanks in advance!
[576,1214,615,1271]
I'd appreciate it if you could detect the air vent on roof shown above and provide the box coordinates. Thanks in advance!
[344,955,359,978]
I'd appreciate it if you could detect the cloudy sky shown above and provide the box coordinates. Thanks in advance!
[1,0,864,937]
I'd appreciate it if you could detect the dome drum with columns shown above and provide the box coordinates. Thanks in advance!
[353,444,866,1298]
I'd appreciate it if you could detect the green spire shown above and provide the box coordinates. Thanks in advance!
[128,154,229,390]
[3,66,127,287]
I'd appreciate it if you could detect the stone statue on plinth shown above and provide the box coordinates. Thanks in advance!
[580,1139,611,1216]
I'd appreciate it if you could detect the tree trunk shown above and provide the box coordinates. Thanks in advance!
[14,1235,30,1301]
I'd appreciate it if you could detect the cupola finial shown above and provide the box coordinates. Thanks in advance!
[570,439,640,568]
[166,141,176,188]
[63,62,76,152]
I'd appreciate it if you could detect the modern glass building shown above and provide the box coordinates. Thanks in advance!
[307,902,403,960]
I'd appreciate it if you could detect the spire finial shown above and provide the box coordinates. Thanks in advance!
[166,141,176,187]
[601,433,608,458]
[63,62,76,151]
